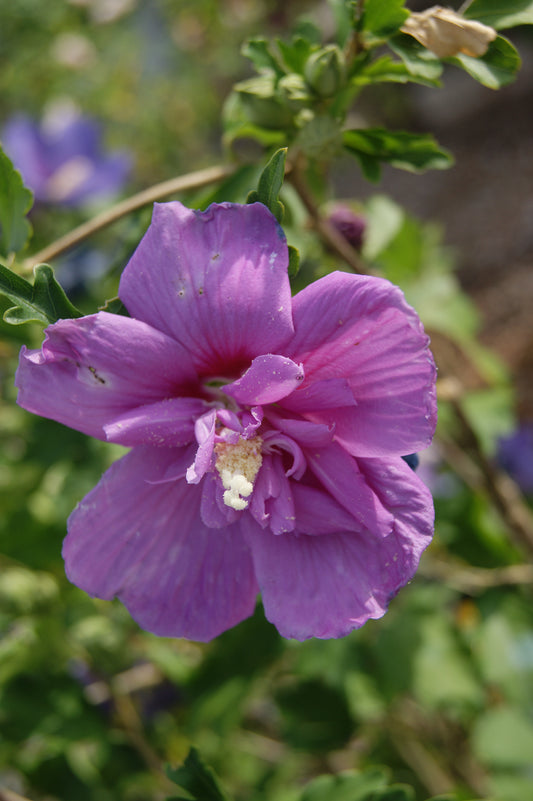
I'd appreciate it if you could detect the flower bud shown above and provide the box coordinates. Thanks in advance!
[328,205,366,251]
[278,73,312,111]
[235,75,294,129]
[304,45,345,98]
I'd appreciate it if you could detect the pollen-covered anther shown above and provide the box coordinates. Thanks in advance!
[215,436,263,511]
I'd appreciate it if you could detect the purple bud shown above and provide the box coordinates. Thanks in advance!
[328,205,366,251]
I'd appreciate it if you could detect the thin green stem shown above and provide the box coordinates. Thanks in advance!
[21,163,235,275]
[288,164,369,275]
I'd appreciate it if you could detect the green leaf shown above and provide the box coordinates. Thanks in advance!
[413,615,484,712]
[166,747,229,801]
[0,146,33,258]
[449,35,520,88]
[300,768,389,801]
[388,34,443,82]
[472,706,533,768]
[373,787,415,801]
[425,796,457,801]
[464,0,533,30]
[246,147,287,223]
[343,128,453,181]
[241,37,285,75]
[275,678,353,752]
[361,0,409,38]
[352,55,441,88]
[223,120,287,151]
[361,194,405,261]
[296,115,344,161]
[0,263,82,325]
[277,36,314,74]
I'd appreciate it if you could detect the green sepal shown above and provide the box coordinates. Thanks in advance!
[288,244,300,278]
[304,45,346,97]
[0,263,82,325]
[233,75,294,129]
[0,146,34,259]
[99,296,130,316]
[464,0,533,30]
[246,147,287,223]
[343,128,453,181]
[166,747,229,801]
[448,35,521,89]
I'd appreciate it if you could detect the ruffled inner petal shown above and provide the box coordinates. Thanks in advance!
[249,453,296,534]
[186,409,217,484]
[224,354,304,405]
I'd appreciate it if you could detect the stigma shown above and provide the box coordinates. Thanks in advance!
[214,436,263,511]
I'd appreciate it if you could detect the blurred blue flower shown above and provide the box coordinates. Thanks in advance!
[497,424,533,493]
[1,109,131,207]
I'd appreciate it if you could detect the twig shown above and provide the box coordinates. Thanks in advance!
[388,699,488,798]
[109,684,176,794]
[21,164,235,274]
[420,556,533,593]
[84,661,164,704]
[288,166,370,275]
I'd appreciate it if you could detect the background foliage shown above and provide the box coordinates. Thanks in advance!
[1,2,533,800]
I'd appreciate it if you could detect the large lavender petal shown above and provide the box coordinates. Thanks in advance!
[64,445,258,642]
[244,455,433,640]
[285,271,437,456]
[119,202,294,374]
[16,312,198,440]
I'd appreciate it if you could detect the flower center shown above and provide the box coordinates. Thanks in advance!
[214,436,263,511]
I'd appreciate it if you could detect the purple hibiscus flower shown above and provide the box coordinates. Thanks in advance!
[15,201,437,642]
[1,112,131,206]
